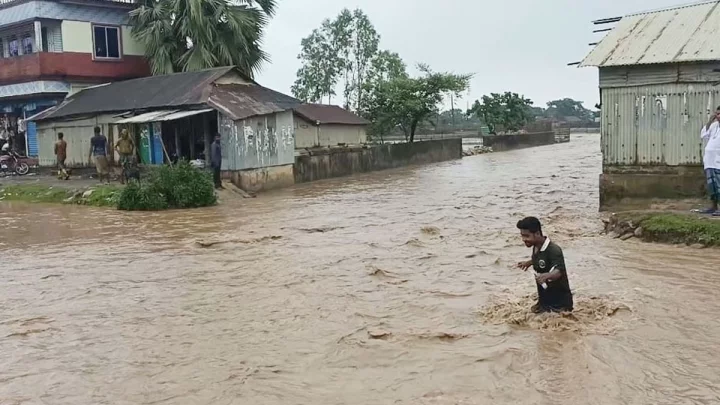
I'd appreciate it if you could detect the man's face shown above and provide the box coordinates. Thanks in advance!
[715,109,720,120]
[215,136,221,143]
[520,229,539,247]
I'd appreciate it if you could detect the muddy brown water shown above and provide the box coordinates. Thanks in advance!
[2,133,720,404]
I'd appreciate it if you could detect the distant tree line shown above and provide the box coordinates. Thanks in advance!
[291,8,598,141]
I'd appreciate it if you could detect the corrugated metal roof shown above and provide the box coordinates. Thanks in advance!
[115,110,180,124]
[37,67,236,121]
[294,103,370,126]
[581,1,720,67]
[155,108,214,121]
[207,84,301,121]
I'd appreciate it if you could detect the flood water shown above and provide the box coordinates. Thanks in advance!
[2,133,720,405]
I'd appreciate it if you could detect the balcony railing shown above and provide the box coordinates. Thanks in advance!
[0,52,149,85]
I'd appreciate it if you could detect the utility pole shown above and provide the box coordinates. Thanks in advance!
[450,94,455,131]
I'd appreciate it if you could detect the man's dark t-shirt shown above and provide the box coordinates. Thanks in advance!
[532,238,573,311]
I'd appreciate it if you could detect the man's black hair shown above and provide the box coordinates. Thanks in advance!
[517,216,542,234]
[94,126,100,134]
[58,132,64,139]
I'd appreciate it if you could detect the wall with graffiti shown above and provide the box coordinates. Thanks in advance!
[218,110,295,171]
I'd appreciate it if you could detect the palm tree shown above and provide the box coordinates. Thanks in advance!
[129,0,276,77]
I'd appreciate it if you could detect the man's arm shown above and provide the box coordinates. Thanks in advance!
[54,142,58,156]
[702,117,717,140]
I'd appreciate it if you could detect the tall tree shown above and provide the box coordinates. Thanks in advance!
[364,65,471,143]
[468,92,534,133]
[290,25,343,103]
[292,8,380,112]
[129,0,275,77]
[545,98,593,122]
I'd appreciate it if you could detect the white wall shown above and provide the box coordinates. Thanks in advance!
[293,115,367,148]
[61,21,144,56]
[37,114,117,167]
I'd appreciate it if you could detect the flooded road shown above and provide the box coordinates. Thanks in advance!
[2,133,720,405]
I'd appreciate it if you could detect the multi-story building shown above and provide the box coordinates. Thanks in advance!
[0,0,149,155]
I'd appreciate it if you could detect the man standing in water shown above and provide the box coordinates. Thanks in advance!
[700,106,720,215]
[516,217,573,313]
[210,133,223,189]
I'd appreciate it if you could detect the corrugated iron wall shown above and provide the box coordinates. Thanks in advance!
[219,110,295,171]
[601,83,719,166]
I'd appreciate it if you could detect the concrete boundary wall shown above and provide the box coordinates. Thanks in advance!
[294,138,462,183]
[481,132,555,152]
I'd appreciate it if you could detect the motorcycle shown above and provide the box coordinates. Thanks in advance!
[0,150,30,176]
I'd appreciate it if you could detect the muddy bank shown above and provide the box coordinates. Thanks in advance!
[603,211,720,247]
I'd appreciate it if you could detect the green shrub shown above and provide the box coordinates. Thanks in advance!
[116,181,169,211]
[117,161,217,211]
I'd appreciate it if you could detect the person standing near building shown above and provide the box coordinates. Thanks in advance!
[211,133,223,189]
[700,106,720,216]
[54,132,69,180]
[88,126,110,183]
[115,129,135,184]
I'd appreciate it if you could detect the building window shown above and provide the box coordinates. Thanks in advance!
[93,25,121,59]
[21,34,33,54]
[0,39,4,58]
[8,36,18,56]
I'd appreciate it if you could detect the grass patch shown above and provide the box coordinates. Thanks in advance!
[1,163,217,211]
[0,184,123,207]
[619,212,720,246]
[0,185,71,204]
[82,185,122,207]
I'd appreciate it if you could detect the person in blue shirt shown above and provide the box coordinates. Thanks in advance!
[210,133,223,189]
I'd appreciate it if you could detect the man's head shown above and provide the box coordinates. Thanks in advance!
[214,133,221,143]
[94,126,101,135]
[517,216,543,247]
[715,106,720,120]
[58,132,64,140]
[120,129,129,139]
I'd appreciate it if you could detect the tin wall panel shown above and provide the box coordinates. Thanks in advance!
[219,110,295,171]
[602,83,720,166]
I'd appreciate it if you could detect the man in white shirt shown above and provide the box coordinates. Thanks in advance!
[700,106,720,215]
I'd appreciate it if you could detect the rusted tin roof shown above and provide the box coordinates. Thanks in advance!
[581,1,720,67]
[207,84,301,121]
[294,104,370,126]
[37,67,236,121]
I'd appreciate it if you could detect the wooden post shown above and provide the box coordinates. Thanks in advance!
[174,125,181,162]
[203,113,211,165]
[107,124,115,166]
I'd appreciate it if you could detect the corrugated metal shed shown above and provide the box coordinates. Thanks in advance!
[601,83,719,166]
[294,104,370,125]
[581,1,720,67]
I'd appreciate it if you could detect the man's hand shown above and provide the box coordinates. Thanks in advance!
[517,260,532,271]
[535,273,550,285]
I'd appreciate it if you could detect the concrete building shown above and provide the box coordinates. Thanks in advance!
[33,66,304,191]
[580,1,720,207]
[0,0,149,157]
[293,103,369,148]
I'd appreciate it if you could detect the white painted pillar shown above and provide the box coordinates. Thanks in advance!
[34,21,42,53]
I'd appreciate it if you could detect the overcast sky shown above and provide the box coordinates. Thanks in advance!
[255,0,686,111]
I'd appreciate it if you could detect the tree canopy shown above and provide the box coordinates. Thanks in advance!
[363,65,471,142]
[129,0,275,77]
[468,92,534,133]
